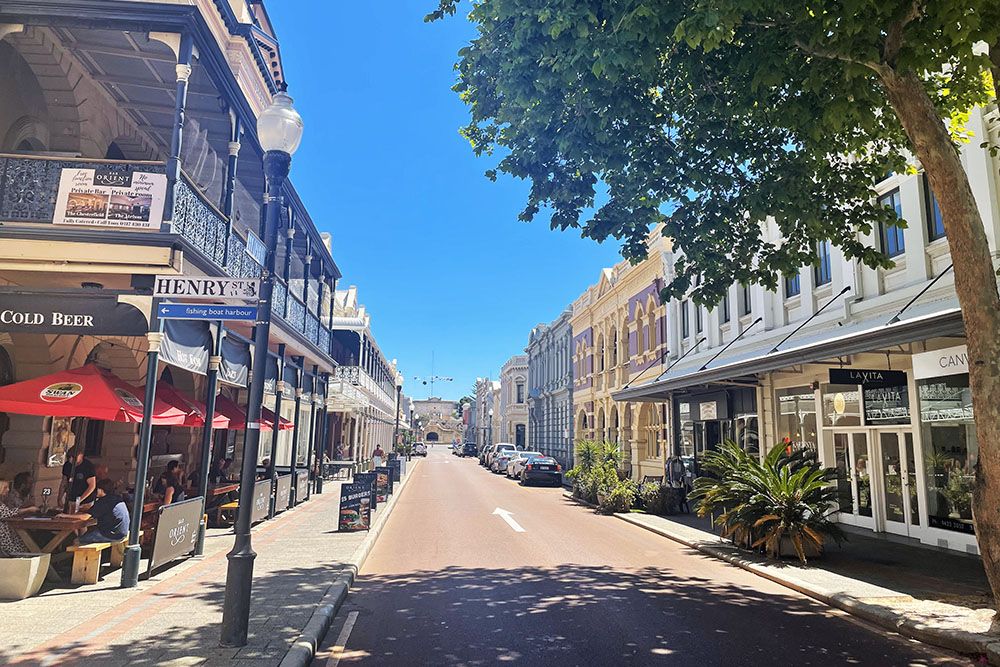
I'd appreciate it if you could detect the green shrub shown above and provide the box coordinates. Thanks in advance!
[690,441,845,563]
[598,479,638,514]
[639,482,686,515]
[568,440,625,504]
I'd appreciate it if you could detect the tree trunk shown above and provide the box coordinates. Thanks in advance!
[880,69,1000,623]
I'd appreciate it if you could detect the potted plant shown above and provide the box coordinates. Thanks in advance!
[690,441,846,563]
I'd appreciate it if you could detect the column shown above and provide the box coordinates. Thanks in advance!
[162,34,194,226]
[281,224,295,319]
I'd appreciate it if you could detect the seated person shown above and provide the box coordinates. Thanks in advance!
[152,460,181,496]
[162,467,186,505]
[6,471,34,509]
[77,479,129,545]
[0,493,36,555]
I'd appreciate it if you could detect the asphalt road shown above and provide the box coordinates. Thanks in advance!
[314,446,969,666]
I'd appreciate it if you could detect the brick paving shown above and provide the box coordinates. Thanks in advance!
[0,470,412,667]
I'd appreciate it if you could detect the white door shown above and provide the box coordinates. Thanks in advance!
[833,432,876,530]
[877,431,919,536]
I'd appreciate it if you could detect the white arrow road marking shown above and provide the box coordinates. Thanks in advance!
[324,611,360,667]
[493,507,525,533]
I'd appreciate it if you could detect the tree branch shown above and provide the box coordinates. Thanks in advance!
[792,38,880,72]
[883,0,924,66]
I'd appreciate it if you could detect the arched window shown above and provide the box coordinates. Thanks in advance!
[104,141,126,160]
[597,335,605,372]
[635,305,645,354]
[611,328,618,367]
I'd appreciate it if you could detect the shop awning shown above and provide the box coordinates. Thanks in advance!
[614,308,965,402]
[214,394,294,431]
[0,364,187,424]
[153,383,230,429]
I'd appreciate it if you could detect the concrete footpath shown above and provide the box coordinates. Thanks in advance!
[611,508,1000,662]
[1,463,416,667]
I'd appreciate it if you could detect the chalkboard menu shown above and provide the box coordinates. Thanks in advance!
[295,470,309,504]
[274,474,292,514]
[354,472,377,511]
[389,459,401,483]
[375,467,392,503]
[250,479,271,524]
[149,497,203,573]
[863,384,911,425]
[338,483,372,532]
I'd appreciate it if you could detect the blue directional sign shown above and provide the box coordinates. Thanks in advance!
[158,303,258,322]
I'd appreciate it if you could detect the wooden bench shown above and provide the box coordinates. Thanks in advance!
[66,532,140,585]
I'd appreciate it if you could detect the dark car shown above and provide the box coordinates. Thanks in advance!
[462,442,478,457]
[519,456,562,487]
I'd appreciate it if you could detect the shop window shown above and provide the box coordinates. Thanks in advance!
[878,189,905,257]
[774,386,817,450]
[863,382,910,425]
[784,273,800,298]
[919,374,976,534]
[735,415,758,456]
[814,240,832,286]
[821,383,862,427]
[677,402,694,460]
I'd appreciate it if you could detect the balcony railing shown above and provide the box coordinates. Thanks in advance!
[0,154,336,358]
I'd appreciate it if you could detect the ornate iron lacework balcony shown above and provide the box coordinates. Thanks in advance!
[333,365,361,385]
[0,154,335,354]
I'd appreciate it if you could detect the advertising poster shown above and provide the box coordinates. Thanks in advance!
[48,416,75,468]
[353,472,377,511]
[375,467,391,503]
[338,483,371,532]
[389,459,401,483]
[53,166,166,229]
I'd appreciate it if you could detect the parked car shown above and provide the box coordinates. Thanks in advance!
[413,442,427,457]
[506,451,543,479]
[519,456,563,486]
[462,442,478,457]
[491,449,519,474]
[478,444,491,465]
[487,443,517,469]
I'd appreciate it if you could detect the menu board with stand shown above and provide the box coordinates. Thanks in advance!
[353,472,377,511]
[338,483,371,532]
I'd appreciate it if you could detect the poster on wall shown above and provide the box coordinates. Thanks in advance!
[338,483,371,532]
[354,472,377,511]
[53,166,166,229]
[48,416,74,468]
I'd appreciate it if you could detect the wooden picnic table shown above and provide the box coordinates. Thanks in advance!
[2,514,94,581]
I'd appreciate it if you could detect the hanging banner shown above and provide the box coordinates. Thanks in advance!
[161,319,212,375]
[219,335,250,387]
[375,466,392,503]
[354,472,377,511]
[338,482,371,532]
[281,364,298,402]
[53,166,166,229]
[262,355,279,396]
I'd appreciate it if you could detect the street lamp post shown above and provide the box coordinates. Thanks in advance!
[392,378,402,457]
[220,89,302,648]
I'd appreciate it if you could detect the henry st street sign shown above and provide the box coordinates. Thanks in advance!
[158,303,258,322]
[153,275,259,300]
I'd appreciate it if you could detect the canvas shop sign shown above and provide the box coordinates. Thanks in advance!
[53,166,166,229]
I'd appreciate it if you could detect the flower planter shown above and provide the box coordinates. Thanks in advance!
[0,553,50,600]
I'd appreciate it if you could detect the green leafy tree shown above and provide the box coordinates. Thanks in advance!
[430,0,1000,616]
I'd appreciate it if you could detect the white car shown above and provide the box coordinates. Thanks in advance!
[413,442,428,457]
[506,451,543,478]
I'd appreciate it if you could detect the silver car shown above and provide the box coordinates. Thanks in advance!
[506,451,543,478]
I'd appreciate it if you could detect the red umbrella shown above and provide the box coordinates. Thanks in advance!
[214,394,294,431]
[0,364,187,425]
[153,383,230,429]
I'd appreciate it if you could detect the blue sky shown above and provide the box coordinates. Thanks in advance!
[270,1,624,401]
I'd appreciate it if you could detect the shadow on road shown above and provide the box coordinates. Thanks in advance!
[336,564,963,666]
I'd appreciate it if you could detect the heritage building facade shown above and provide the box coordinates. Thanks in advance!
[526,310,573,470]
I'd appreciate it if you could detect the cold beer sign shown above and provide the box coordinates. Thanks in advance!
[154,276,260,301]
